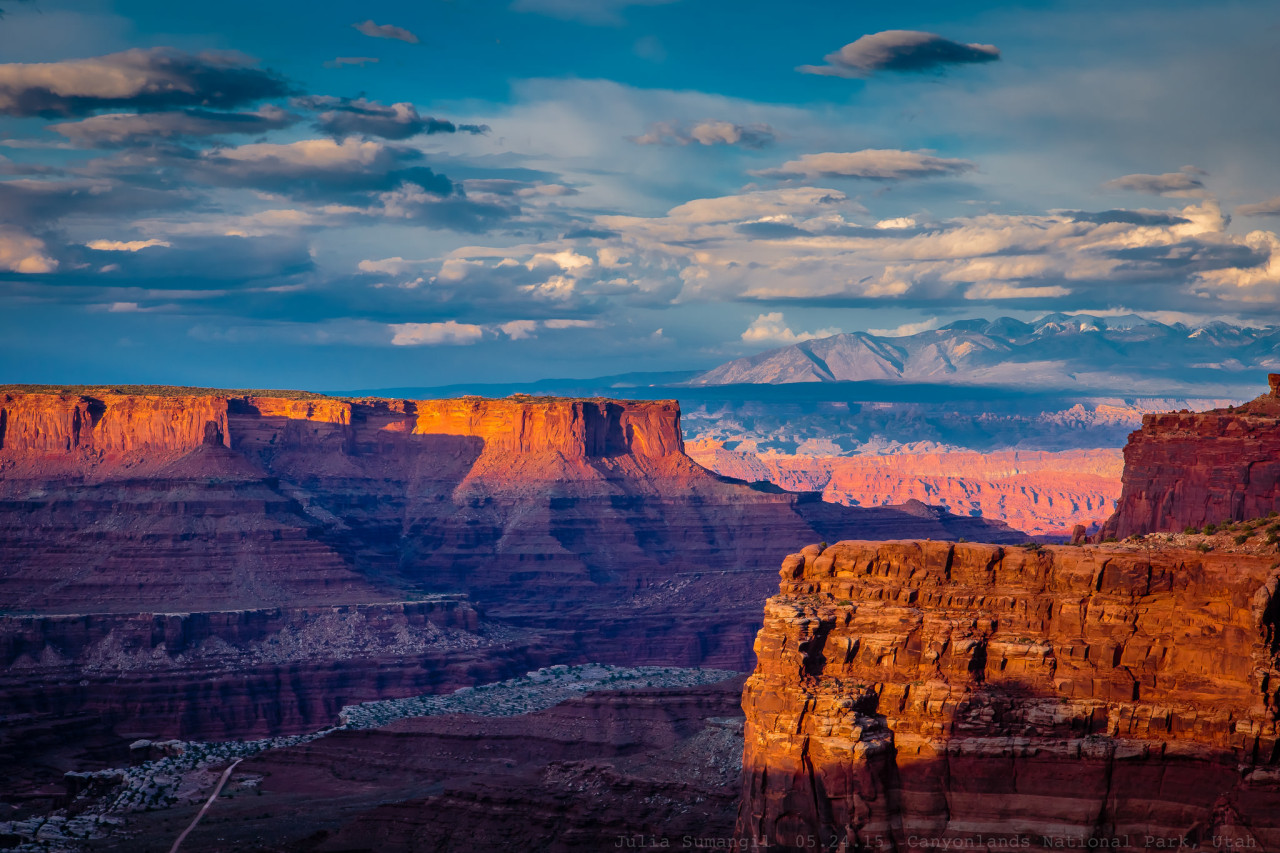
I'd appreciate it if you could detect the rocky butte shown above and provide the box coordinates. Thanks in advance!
[1102,373,1280,539]
[737,376,1280,852]
[0,386,1019,804]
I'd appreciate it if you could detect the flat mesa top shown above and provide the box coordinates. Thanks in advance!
[0,384,334,400]
[0,385,677,408]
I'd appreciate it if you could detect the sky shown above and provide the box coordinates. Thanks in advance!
[1,0,1279,390]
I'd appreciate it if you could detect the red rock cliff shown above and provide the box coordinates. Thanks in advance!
[1101,375,1280,539]
[738,540,1280,852]
[0,391,229,459]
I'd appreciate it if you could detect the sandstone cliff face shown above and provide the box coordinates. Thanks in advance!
[1102,376,1280,539]
[738,540,1280,852]
[0,392,228,461]
[0,389,1019,623]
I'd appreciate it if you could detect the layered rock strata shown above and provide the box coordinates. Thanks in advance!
[0,387,1020,802]
[1102,375,1280,539]
[0,388,1019,628]
[738,540,1280,852]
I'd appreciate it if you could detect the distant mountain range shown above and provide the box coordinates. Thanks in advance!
[688,314,1280,395]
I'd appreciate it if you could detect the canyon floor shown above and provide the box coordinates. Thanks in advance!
[2,666,746,852]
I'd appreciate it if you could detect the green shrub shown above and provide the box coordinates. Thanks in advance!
[1196,542,1213,553]
[1205,523,1218,534]
[1184,526,1200,535]
[1234,533,1250,545]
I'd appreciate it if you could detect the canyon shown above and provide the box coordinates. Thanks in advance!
[0,386,1018,831]
[737,376,1280,851]
[688,443,1123,537]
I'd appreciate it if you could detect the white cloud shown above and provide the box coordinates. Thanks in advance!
[875,217,917,230]
[499,320,539,339]
[358,256,432,275]
[210,137,395,169]
[86,238,171,251]
[867,319,940,337]
[0,226,56,273]
[389,321,484,346]
[741,313,841,345]
[965,283,1072,300]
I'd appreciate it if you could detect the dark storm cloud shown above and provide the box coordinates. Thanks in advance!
[0,48,293,118]
[352,20,420,44]
[799,31,1000,78]
[1103,168,1208,197]
[80,235,315,286]
[0,178,192,225]
[1068,210,1192,226]
[1106,239,1266,276]
[0,235,314,298]
[297,97,489,140]
[192,137,454,200]
[51,106,299,147]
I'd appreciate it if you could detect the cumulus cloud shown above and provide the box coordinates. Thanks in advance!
[0,226,57,272]
[1103,166,1208,197]
[0,48,291,118]
[499,320,539,339]
[583,190,1280,311]
[1237,196,1280,217]
[631,119,775,148]
[389,320,484,346]
[389,317,597,345]
[299,96,488,140]
[754,149,976,181]
[511,0,679,25]
[375,183,515,232]
[197,137,453,199]
[799,30,1000,78]
[741,313,841,345]
[353,20,420,43]
[52,105,297,146]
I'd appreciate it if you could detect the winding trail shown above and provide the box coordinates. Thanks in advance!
[168,757,243,853]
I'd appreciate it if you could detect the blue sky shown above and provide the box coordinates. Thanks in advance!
[1,0,1279,389]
